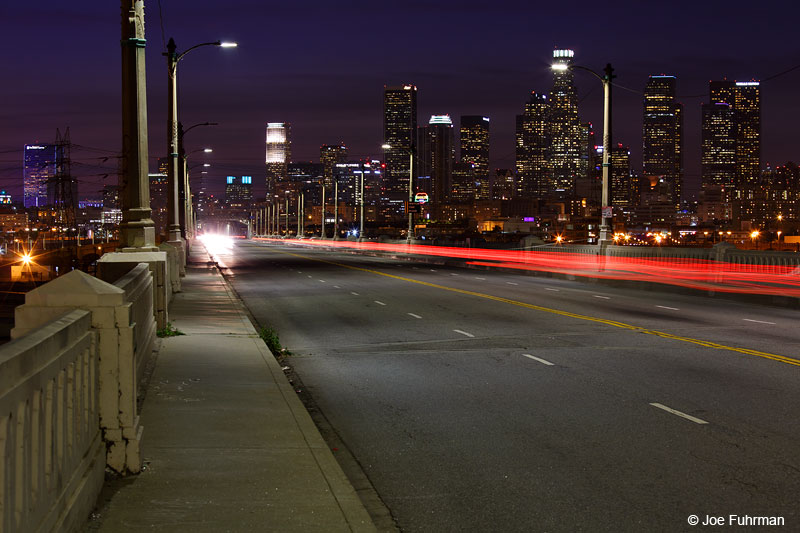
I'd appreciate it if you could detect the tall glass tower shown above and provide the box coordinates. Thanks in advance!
[460,116,490,200]
[427,115,455,204]
[701,102,736,189]
[549,49,583,197]
[23,144,57,208]
[733,81,761,189]
[515,92,550,198]
[265,122,291,198]
[707,80,761,190]
[383,85,417,216]
[643,75,683,207]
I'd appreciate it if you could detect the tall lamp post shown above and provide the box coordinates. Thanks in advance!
[552,61,614,244]
[382,144,415,244]
[166,38,235,254]
[178,122,217,242]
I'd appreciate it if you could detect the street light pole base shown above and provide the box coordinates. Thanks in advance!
[598,225,612,246]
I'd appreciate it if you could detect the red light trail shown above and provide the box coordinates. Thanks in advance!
[257,238,800,298]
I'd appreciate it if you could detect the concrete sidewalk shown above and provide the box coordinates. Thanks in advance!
[92,246,376,532]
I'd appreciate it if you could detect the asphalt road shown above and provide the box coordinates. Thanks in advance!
[219,240,800,532]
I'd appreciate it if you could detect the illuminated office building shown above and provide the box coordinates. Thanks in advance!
[149,172,169,235]
[549,49,583,197]
[701,102,736,190]
[460,116,490,200]
[643,75,683,207]
[383,85,417,215]
[225,176,253,210]
[708,80,761,190]
[265,122,291,197]
[288,162,324,208]
[492,169,516,200]
[451,162,476,203]
[427,115,455,204]
[609,144,634,209]
[515,92,550,198]
[320,144,347,188]
[733,82,761,189]
[23,144,58,208]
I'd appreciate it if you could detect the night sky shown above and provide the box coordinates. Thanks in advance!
[2,1,799,201]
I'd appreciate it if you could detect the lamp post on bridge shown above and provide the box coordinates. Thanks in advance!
[165,38,235,261]
[178,122,217,246]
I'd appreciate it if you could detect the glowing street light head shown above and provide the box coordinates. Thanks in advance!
[21,254,31,265]
[381,144,392,150]
[750,230,760,239]
[203,148,213,153]
[551,63,569,71]
[219,42,238,48]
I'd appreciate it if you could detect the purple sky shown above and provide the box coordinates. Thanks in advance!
[2,1,800,201]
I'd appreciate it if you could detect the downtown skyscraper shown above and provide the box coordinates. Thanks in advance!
[548,49,584,197]
[383,85,417,216]
[426,115,455,204]
[701,101,736,189]
[702,80,761,191]
[515,92,550,198]
[642,75,683,207]
[320,144,347,188]
[459,116,490,200]
[265,122,291,198]
[23,143,57,208]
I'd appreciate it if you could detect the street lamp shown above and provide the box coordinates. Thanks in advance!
[179,122,218,242]
[552,61,614,244]
[750,230,760,250]
[381,143,415,244]
[165,38,236,251]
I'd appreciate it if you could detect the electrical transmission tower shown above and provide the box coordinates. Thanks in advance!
[53,128,77,242]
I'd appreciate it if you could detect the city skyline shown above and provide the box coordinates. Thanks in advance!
[3,1,800,201]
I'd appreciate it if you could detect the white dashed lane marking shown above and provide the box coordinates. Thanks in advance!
[522,354,554,366]
[743,318,776,325]
[453,329,474,338]
[649,403,708,425]
[374,300,387,306]
[656,305,679,311]
[407,313,422,319]
[593,295,611,300]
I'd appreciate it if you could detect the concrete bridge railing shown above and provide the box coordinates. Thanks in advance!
[0,259,163,532]
[0,310,102,533]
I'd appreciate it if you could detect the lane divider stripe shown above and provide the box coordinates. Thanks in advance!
[277,250,800,368]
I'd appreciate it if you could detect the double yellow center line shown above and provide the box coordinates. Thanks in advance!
[281,249,800,368]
